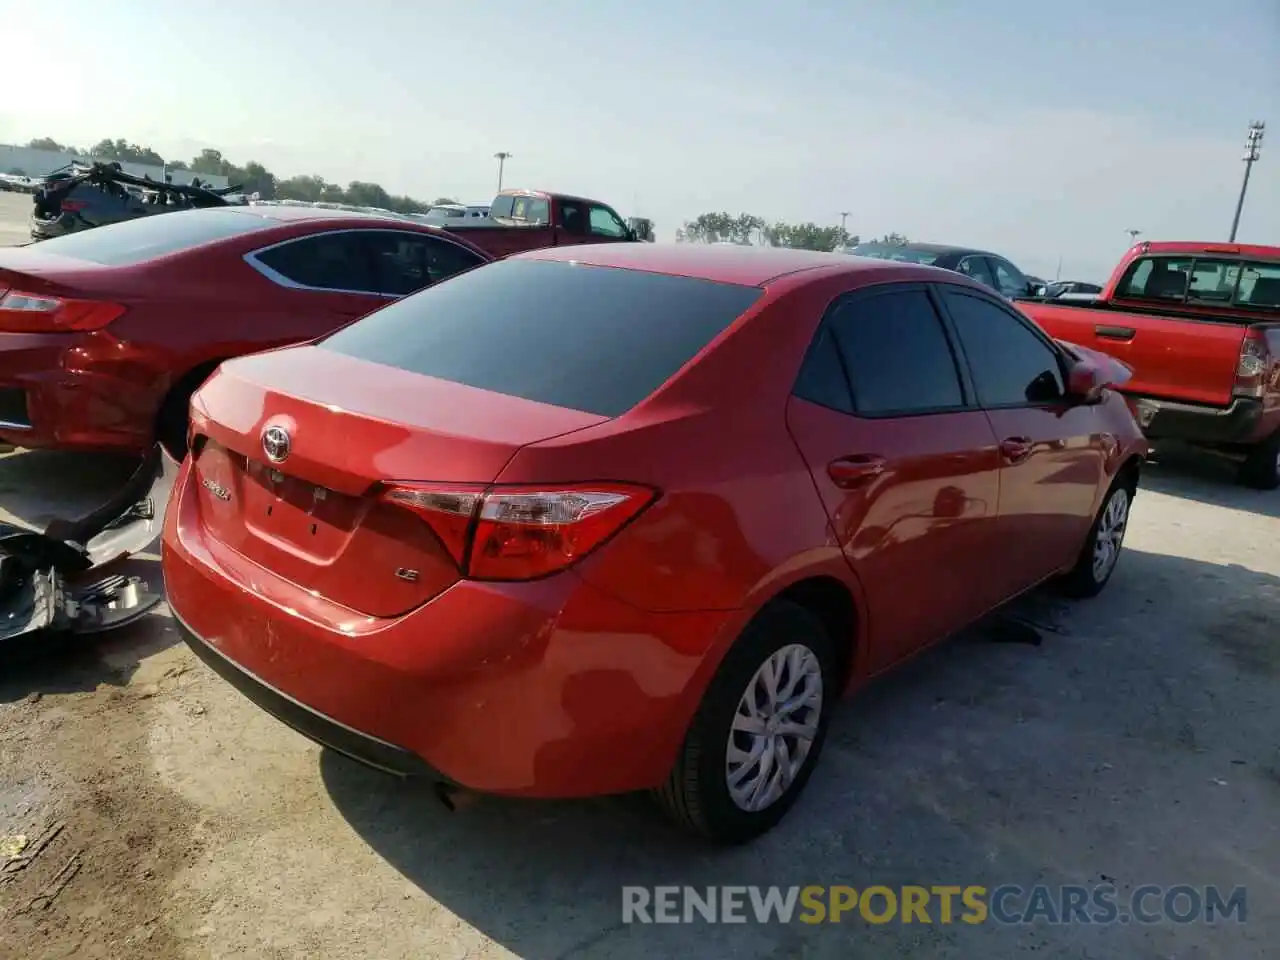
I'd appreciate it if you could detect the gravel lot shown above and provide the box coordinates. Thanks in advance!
[0,196,1277,959]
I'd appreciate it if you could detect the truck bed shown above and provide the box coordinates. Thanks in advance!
[1021,298,1255,407]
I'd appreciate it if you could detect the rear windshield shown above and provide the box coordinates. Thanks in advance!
[31,208,275,266]
[850,244,940,265]
[319,258,762,417]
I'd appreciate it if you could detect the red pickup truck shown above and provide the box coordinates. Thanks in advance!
[439,189,643,258]
[1022,241,1280,489]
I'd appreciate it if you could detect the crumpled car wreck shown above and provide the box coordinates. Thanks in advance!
[0,444,179,645]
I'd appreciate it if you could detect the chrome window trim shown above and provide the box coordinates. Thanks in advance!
[242,227,485,297]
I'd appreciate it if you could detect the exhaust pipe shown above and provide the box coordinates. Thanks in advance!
[434,783,477,812]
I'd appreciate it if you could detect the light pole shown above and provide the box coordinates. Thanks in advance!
[493,151,512,192]
[839,211,851,234]
[1126,228,1143,248]
[1229,121,1265,242]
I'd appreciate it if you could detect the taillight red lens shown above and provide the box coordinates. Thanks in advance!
[60,199,89,213]
[381,481,657,581]
[1234,329,1270,398]
[0,290,126,333]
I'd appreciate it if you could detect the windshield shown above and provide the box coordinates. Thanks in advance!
[850,244,940,265]
[319,258,762,417]
[29,208,274,265]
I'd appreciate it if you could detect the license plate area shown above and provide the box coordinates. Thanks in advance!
[239,457,366,559]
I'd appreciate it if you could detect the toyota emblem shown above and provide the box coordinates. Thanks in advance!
[262,425,291,464]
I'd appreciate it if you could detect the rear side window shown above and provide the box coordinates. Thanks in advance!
[252,232,376,292]
[820,289,965,415]
[28,208,274,265]
[319,259,762,416]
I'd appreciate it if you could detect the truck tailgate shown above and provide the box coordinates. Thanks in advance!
[1024,301,1247,406]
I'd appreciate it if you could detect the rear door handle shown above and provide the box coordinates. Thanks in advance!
[1095,324,1136,341]
[828,455,887,487]
[999,437,1034,464]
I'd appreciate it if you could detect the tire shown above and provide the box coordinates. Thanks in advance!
[155,386,192,460]
[653,600,837,844]
[1238,431,1280,491]
[1057,476,1133,599]
[155,364,219,459]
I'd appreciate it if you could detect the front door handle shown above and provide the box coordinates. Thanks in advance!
[828,455,887,488]
[999,437,1034,464]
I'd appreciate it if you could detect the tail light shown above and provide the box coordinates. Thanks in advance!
[381,481,657,581]
[1234,328,1271,399]
[0,290,126,333]
[60,199,89,213]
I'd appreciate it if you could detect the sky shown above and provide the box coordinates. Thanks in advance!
[0,0,1276,281]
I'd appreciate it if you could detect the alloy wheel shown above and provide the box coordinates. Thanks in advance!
[1092,487,1130,583]
[725,643,824,812]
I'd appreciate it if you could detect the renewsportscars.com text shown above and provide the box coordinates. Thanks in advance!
[621,884,1248,925]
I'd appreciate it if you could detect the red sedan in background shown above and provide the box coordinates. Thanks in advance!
[162,244,1147,844]
[0,207,491,454]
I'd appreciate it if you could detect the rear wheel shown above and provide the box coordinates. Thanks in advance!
[1058,476,1133,598]
[654,601,836,844]
[1238,431,1280,491]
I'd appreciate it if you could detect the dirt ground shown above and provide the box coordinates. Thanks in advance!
[0,195,1278,958]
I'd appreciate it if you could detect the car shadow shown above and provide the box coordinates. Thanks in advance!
[320,546,1280,959]
[1142,444,1280,519]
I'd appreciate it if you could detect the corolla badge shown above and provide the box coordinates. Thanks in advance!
[201,477,231,502]
[262,425,291,464]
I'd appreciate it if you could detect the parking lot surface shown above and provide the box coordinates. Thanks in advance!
[0,202,1277,960]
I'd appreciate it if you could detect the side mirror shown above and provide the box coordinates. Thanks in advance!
[1066,358,1107,403]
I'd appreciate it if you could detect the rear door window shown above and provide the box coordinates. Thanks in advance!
[319,258,762,417]
[26,208,275,265]
[819,288,966,415]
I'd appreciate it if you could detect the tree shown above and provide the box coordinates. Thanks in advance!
[433,197,460,205]
[276,175,327,203]
[27,137,76,154]
[89,138,165,166]
[874,233,908,245]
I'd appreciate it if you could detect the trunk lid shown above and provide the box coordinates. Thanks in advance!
[1025,301,1250,406]
[187,345,609,617]
[0,248,108,297]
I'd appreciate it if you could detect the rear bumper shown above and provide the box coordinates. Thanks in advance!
[0,332,154,452]
[28,213,76,241]
[1130,396,1274,446]
[175,611,448,779]
[161,457,734,797]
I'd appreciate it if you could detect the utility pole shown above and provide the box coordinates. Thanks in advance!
[839,211,851,234]
[1126,228,1142,248]
[493,151,512,192]
[1229,121,1265,242]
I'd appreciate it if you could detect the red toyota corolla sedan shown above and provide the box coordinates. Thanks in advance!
[161,244,1148,843]
[0,206,490,454]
